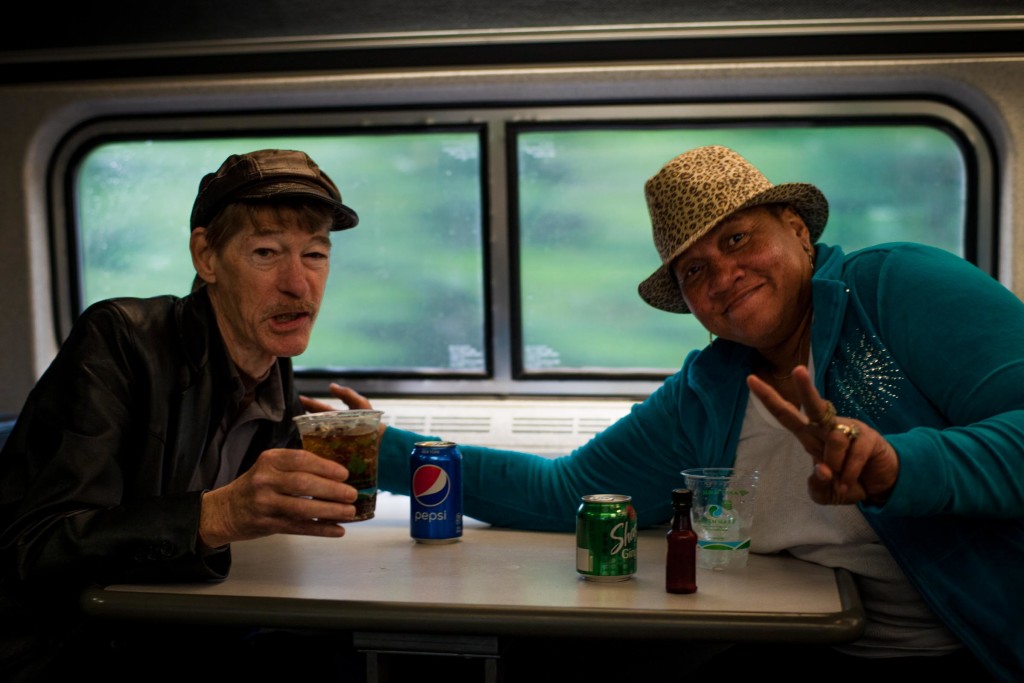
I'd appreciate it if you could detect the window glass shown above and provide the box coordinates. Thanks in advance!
[73,121,969,382]
[76,133,486,372]
[516,125,965,372]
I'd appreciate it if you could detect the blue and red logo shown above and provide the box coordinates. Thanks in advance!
[412,465,451,507]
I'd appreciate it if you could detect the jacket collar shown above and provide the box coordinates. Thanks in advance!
[808,243,850,388]
[175,286,218,381]
[688,241,850,391]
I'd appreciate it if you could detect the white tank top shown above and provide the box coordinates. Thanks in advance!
[734,388,961,656]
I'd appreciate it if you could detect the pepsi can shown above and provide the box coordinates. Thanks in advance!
[410,441,463,544]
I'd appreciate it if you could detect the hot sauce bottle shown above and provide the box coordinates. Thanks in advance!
[666,488,698,594]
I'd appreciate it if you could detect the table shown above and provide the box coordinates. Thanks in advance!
[81,493,863,680]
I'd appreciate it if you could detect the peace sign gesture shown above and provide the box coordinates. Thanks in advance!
[746,366,900,506]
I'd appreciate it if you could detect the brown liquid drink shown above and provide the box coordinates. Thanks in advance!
[294,410,383,521]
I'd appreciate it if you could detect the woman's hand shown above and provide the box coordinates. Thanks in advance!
[747,366,900,506]
[298,384,386,439]
[299,383,375,413]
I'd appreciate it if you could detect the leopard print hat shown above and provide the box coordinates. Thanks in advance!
[637,145,829,314]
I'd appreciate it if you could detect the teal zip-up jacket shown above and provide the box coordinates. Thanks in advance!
[378,242,1024,681]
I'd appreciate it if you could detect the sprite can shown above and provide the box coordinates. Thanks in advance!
[575,494,638,582]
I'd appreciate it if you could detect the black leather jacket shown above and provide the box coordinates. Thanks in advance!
[0,287,302,593]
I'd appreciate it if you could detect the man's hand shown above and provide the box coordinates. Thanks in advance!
[747,366,900,506]
[198,448,358,548]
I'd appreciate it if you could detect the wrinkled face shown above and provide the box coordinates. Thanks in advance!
[671,205,814,351]
[192,206,332,377]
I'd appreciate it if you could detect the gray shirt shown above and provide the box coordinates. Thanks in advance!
[189,361,286,491]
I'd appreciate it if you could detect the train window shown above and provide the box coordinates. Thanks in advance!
[514,124,966,374]
[75,133,487,374]
[65,103,980,397]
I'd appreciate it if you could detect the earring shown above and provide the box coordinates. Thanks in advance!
[708,330,714,344]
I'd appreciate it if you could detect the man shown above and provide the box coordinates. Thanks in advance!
[0,149,364,679]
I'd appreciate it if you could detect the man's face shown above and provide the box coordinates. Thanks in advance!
[671,205,813,351]
[193,206,332,378]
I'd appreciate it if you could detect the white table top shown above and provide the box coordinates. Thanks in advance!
[81,493,863,643]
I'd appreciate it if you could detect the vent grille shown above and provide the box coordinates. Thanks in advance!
[512,417,574,434]
[361,398,634,457]
[430,416,493,433]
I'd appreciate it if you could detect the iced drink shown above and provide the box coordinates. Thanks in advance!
[294,410,383,521]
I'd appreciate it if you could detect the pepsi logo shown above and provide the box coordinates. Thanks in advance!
[412,465,451,507]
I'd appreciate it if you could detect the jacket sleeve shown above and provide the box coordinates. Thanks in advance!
[852,245,1024,517]
[378,369,699,532]
[0,300,229,591]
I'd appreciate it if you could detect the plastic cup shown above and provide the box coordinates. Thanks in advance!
[681,468,760,571]
[293,410,383,521]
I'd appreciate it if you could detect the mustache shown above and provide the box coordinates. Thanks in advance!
[265,302,317,318]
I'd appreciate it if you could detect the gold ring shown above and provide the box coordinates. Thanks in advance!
[809,400,837,429]
[832,423,860,441]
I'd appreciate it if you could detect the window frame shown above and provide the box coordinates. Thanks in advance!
[48,99,994,398]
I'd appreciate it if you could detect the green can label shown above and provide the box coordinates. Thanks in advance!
[576,494,638,582]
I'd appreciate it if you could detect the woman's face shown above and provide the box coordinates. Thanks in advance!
[671,205,814,351]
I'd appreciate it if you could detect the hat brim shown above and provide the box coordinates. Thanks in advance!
[637,183,828,314]
[234,180,359,231]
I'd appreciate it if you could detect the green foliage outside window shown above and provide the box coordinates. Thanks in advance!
[75,123,965,376]
[77,134,485,371]
[517,125,964,370]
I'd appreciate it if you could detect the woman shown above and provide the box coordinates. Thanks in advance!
[315,145,1023,681]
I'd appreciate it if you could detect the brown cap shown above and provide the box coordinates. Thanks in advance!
[189,149,359,231]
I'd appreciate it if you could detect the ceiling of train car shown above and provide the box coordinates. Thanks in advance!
[5,0,1023,49]
[1,0,1022,82]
